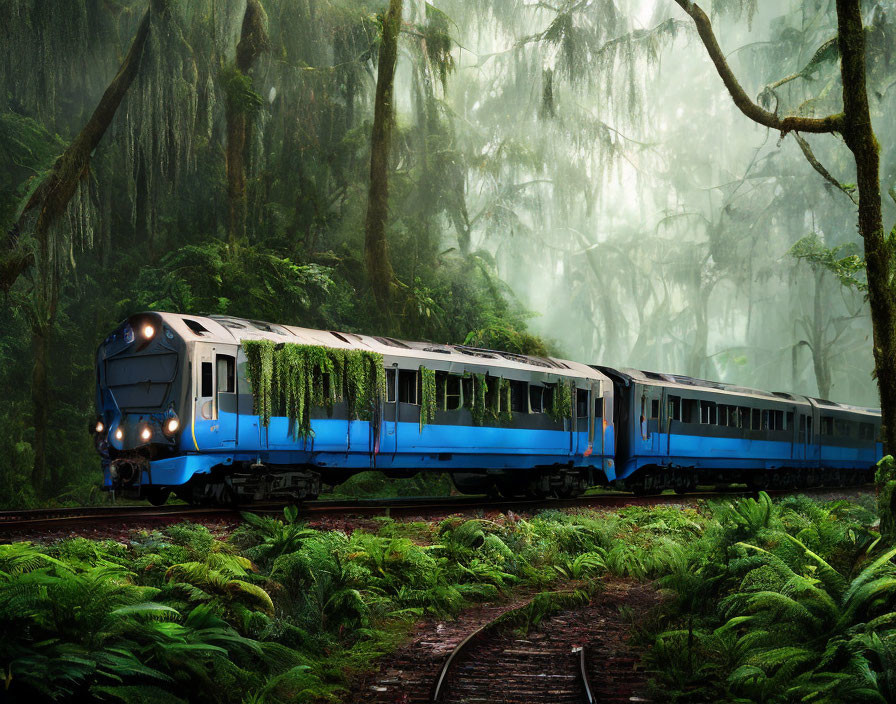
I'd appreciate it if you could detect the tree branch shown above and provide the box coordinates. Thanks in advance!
[792,132,859,206]
[672,0,843,135]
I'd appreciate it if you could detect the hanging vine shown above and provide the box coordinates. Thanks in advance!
[420,366,437,430]
[242,340,385,437]
[549,379,574,424]
[469,373,489,426]
[500,378,513,423]
[244,339,275,427]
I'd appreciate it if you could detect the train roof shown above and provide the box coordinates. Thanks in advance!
[597,366,880,418]
[150,312,606,383]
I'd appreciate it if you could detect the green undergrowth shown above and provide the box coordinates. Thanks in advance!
[1,495,891,703]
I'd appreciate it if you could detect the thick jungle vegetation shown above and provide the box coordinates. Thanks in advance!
[2,494,894,702]
[0,0,894,509]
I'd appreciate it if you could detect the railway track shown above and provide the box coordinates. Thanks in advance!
[0,484,873,536]
[429,586,648,704]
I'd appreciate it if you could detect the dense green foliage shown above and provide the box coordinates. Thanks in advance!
[3,493,892,702]
[646,492,896,703]
[0,503,705,702]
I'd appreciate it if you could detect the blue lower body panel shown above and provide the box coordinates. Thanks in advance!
[138,416,611,487]
[617,432,878,480]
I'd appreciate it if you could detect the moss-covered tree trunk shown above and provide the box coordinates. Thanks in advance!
[673,0,896,538]
[835,0,896,537]
[0,1,160,293]
[225,0,268,247]
[4,1,162,495]
[364,0,402,313]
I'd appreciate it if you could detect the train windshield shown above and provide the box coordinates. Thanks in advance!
[105,352,178,410]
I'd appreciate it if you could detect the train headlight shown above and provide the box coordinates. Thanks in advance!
[142,324,155,339]
[95,419,105,434]
[163,417,180,436]
[140,426,152,442]
[114,427,124,441]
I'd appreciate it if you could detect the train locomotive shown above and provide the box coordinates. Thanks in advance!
[92,312,882,505]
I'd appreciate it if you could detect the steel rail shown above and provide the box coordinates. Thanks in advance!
[0,484,872,535]
[575,645,596,704]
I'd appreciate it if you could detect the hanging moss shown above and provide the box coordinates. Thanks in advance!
[549,379,574,424]
[242,340,385,437]
[500,378,513,423]
[420,366,437,431]
[470,373,489,426]
[244,339,276,427]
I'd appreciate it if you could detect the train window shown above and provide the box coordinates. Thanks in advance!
[683,399,699,423]
[651,399,660,419]
[751,408,761,430]
[767,410,784,431]
[835,419,852,437]
[435,372,446,409]
[667,395,681,421]
[216,355,235,393]
[859,422,874,440]
[700,401,717,425]
[594,396,603,418]
[726,405,741,428]
[385,369,396,402]
[398,370,418,404]
[577,388,589,418]
[786,412,794,431]
[529,384,544,413]
[201,362,213,398]
[718,405,728,426]
[511,381,527,413]
[445,374,462,410]
[799,415,806,436]
[820,416,834,435]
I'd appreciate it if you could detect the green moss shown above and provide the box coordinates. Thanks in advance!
[420,366,437,430]
[243,340,385,437]
[549,379,573,424]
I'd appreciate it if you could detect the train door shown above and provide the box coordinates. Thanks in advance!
[574,385,590,456]
[377,365,399,463]
[193,344,239,449]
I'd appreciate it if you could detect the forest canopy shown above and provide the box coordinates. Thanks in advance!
[0,0,894,503]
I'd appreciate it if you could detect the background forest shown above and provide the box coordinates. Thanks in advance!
[0,0,894,504]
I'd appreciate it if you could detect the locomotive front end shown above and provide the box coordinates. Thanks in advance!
[93,313,190,501]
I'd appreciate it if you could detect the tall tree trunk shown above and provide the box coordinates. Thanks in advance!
[835,0,896,451]
[811,269,832,399]
[225,0,268,247]
[0,0,161,293]
[364,0,402,312]
[672,0,896,534]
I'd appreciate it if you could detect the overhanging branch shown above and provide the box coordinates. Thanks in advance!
[673,0,843,135]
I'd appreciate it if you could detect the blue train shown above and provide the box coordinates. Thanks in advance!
[92,312,882,504]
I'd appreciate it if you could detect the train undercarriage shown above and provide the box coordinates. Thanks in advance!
[111,458,876,507]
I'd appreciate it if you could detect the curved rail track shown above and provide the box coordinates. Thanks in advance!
[0,484,873,537]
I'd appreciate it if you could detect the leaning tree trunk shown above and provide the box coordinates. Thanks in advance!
[225,0,268,246]
[9,1,162,493]
[0,1,161,294]
[364,0,402,313]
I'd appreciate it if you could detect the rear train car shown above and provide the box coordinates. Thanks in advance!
[93,312,615,504]
[596,367,881,493]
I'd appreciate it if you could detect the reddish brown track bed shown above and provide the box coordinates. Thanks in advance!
[346,578,658,704]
